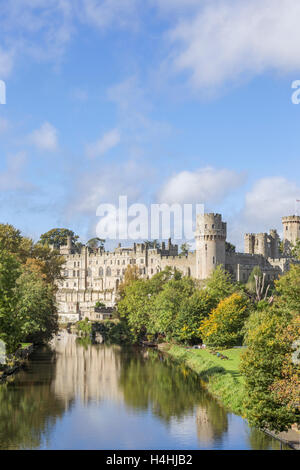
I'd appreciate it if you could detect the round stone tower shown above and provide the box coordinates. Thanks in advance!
[195,213,227,280]
[282,215,300,253]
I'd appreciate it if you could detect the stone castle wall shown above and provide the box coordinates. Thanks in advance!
[57,213,299,322]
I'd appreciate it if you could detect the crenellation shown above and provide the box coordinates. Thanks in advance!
[57,212,299,323]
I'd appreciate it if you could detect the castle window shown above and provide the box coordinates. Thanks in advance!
[87,268,92,277]
[117,269,120,276]
[77,270,79,276]
[123,259,125,265]
[73,270,76,277]
[106,267,111,277]
[205,244,207,251]
[99,267,104,276]
[64,270,68,277]
[74,262,76,267]
[212,224,215,229]
[286,226,288,231]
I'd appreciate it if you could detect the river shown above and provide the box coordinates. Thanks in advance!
[0,332,288,450]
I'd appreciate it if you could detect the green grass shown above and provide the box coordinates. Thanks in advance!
[20,343,33,349]
[162,344,246,416]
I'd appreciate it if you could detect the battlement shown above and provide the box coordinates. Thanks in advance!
[282,215,300,223]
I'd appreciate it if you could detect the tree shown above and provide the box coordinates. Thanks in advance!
[15,271,58,344]
[86,237,105,251]
[246,266,273,303]
[180,243,191,256]
[204,265,236,308]
[118,279,153,341]
[199,293,250,348]
[291,239,300,259]
[0,251,22,353]
[173,289,215,344]
[30,243,65,283]
[39,228,79,249]
[0,224,23,254]
[117,265,140,299]
[144,240,160,249]
[151,277,196,340]
[225,242,236,253]
[241,266,300,432]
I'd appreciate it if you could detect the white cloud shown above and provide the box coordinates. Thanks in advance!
[157,167,246,205]
[227,176,300,250]
[0,151,33,191]
[28,122,58,151]
[66,158,153,239]
[85,128,120,159]
[243,176,300,228]
[0,0,140,76]
[166,0,300,90]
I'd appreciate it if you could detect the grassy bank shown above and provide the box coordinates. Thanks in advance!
[160,344,246,416]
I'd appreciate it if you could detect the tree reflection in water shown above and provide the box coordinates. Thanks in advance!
[0,347,66,450]
[0,336,288,450]
[118,348,228,445]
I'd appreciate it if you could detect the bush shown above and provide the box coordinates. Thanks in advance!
[199,293,250,348]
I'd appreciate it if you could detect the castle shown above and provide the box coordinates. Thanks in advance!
[56,213,300,323]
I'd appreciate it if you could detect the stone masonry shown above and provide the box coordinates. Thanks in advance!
[56,213,300,322]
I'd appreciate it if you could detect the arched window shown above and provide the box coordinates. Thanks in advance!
[87,268,92,277]
[99,267,104,276]
[106,267,111,277]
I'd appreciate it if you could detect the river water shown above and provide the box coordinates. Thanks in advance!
[0,333,287,450]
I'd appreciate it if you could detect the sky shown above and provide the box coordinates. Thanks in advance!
[1,0,300,251]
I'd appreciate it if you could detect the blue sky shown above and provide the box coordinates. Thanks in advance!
[1,0,300,250]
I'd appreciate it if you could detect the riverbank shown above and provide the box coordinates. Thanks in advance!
[159,343,299,450]
[0,343,34,384]
[159,344,245,415]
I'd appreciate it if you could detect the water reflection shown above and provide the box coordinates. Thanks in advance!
[0,348,65,450]
[0,333,288,450]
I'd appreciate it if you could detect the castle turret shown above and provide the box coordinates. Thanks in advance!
[269,229,280,258]
[60,235,73,255]
[244,234,255,254]
[282,215,300,252]
[195,213,227,280]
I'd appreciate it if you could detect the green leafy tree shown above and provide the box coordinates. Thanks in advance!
[118,279,153,341]
[180,243,191,256]
[0,251,22,353]
[151,277,195,340]
[200,293,250,348]
[173,289,215,344]
[39,228,79,249]
[0,224,23,254]
[241,266,300,432]
[291,239,300,259]
[225,242,236,253]
[15,271,58,344]
[204,265,236,308]
[86,237,105,251]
